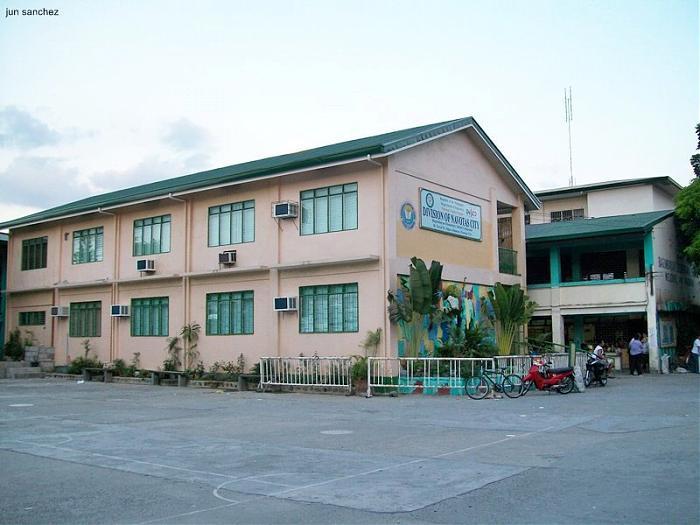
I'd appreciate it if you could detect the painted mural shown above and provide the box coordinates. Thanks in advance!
[396,278,494,357]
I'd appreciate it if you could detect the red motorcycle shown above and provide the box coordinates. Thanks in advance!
[519,358,575,396]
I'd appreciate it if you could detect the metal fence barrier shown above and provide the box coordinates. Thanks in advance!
[260,356,353,393]
[494,352,589,376]
[366,357,495,397]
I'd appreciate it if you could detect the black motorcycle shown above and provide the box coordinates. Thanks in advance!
[584,353,608,387]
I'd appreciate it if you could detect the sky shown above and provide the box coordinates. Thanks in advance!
[0,0,698,225]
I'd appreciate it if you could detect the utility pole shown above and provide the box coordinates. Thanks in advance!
[564,87,574,186]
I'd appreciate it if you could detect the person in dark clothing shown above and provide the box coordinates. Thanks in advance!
[629,333,644,375]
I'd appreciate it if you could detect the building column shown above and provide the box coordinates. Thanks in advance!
[551,307,565,347]
[644,230,660,372]
[574,316,584,347]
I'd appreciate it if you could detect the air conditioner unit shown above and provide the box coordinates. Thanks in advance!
[111,305,130,317]
[50,306,69,317]
[136,259,156,272]
[272,201,299,219]
[273,296,298,311]
[219,250,237,266]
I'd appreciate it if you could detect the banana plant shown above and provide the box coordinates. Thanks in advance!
[483,283,536,355]
[387,257,443,357]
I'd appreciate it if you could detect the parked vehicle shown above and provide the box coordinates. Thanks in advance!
[519,359,575,395]
[465,367,523,400]
[584,353,608,387]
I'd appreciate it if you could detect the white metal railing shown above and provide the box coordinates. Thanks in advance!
[260,356,353,393]
[366,357,495,397]
[494,352,589,376]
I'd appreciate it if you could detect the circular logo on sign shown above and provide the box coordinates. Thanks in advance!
[400,202,416,230]
[425,192,434,208]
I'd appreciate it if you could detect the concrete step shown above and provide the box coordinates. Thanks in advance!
[7,367,44,379]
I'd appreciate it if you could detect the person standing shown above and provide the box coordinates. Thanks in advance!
[690,334,700,374]
[629,334,644,375]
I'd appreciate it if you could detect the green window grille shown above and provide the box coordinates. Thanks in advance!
[300,183,358,235]
[72,227,104,264]
[21,236,48,270]
[19,311,46,326]
[498,247,518,275]
[133,215,171,256]
[208,200,255,247]
[69,301,101,337]
[131,297,169,337]
[299,283,358,333]
[206,291,254,335]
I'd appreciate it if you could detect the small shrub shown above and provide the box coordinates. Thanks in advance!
[68,356,102,375]
[190,361,205,379]
[162,358,179,372]
[3,329,24,361]
[111,359,128,376]
[352,356,368,382]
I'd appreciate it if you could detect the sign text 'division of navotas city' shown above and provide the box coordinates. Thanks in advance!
[419,189,481,241]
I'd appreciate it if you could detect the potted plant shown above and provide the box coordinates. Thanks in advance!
[352,356,368,396]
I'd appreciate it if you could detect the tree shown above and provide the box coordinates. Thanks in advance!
[387,257,443,357]
[483,283,536,355]
[676,123,700,271]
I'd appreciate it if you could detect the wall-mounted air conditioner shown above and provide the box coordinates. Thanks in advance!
[272,201,298,219]
[273,296,298,311]
[136,259,156,273]
[111,305,130,317]
[219,250,237,266]
[50,306,69,317]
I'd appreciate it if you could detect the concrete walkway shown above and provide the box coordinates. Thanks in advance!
[0,374,698,524]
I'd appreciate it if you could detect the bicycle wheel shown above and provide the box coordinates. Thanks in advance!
[558,375,575,394]
[465,376,490,399]
[519,380,533,396]
[502,374,523,398]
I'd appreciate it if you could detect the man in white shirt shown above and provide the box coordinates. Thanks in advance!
[690,334,700,373]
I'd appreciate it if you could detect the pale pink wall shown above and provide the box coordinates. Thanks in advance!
[5,290,53,347]
[8,226,60,291]
[278,165,382,264]
[117,202,186,280]
[60,216,115,283]
[190,180,274,273]
[277,265,385,358]
[114,280,184,370]
[189,273,271,370]
[54,286,112,365]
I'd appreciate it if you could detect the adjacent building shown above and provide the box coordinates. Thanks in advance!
[0,233,7,351]
[0,118,539,370]
[525,177,700,372]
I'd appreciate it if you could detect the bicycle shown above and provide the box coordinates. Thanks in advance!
[465,367,523,399]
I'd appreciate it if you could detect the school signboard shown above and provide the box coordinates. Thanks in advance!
[419,188,481,241]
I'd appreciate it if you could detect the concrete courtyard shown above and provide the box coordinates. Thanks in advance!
[0,374,698,524]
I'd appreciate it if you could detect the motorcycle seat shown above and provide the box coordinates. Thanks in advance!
[549,366,573,374]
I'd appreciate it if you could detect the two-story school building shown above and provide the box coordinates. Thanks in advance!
[525,177,700,372]
[0,117,539,370]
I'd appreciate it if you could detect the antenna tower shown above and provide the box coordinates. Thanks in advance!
[564,86,574,186]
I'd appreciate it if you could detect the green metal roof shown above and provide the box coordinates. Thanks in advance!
[0,117,539,229]
[526,210,674,243]
[535,176,682,200]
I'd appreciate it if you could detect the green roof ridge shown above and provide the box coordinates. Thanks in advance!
[526,209,674,243]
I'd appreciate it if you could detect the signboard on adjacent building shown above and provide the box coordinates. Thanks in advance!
[419,189,481,241]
